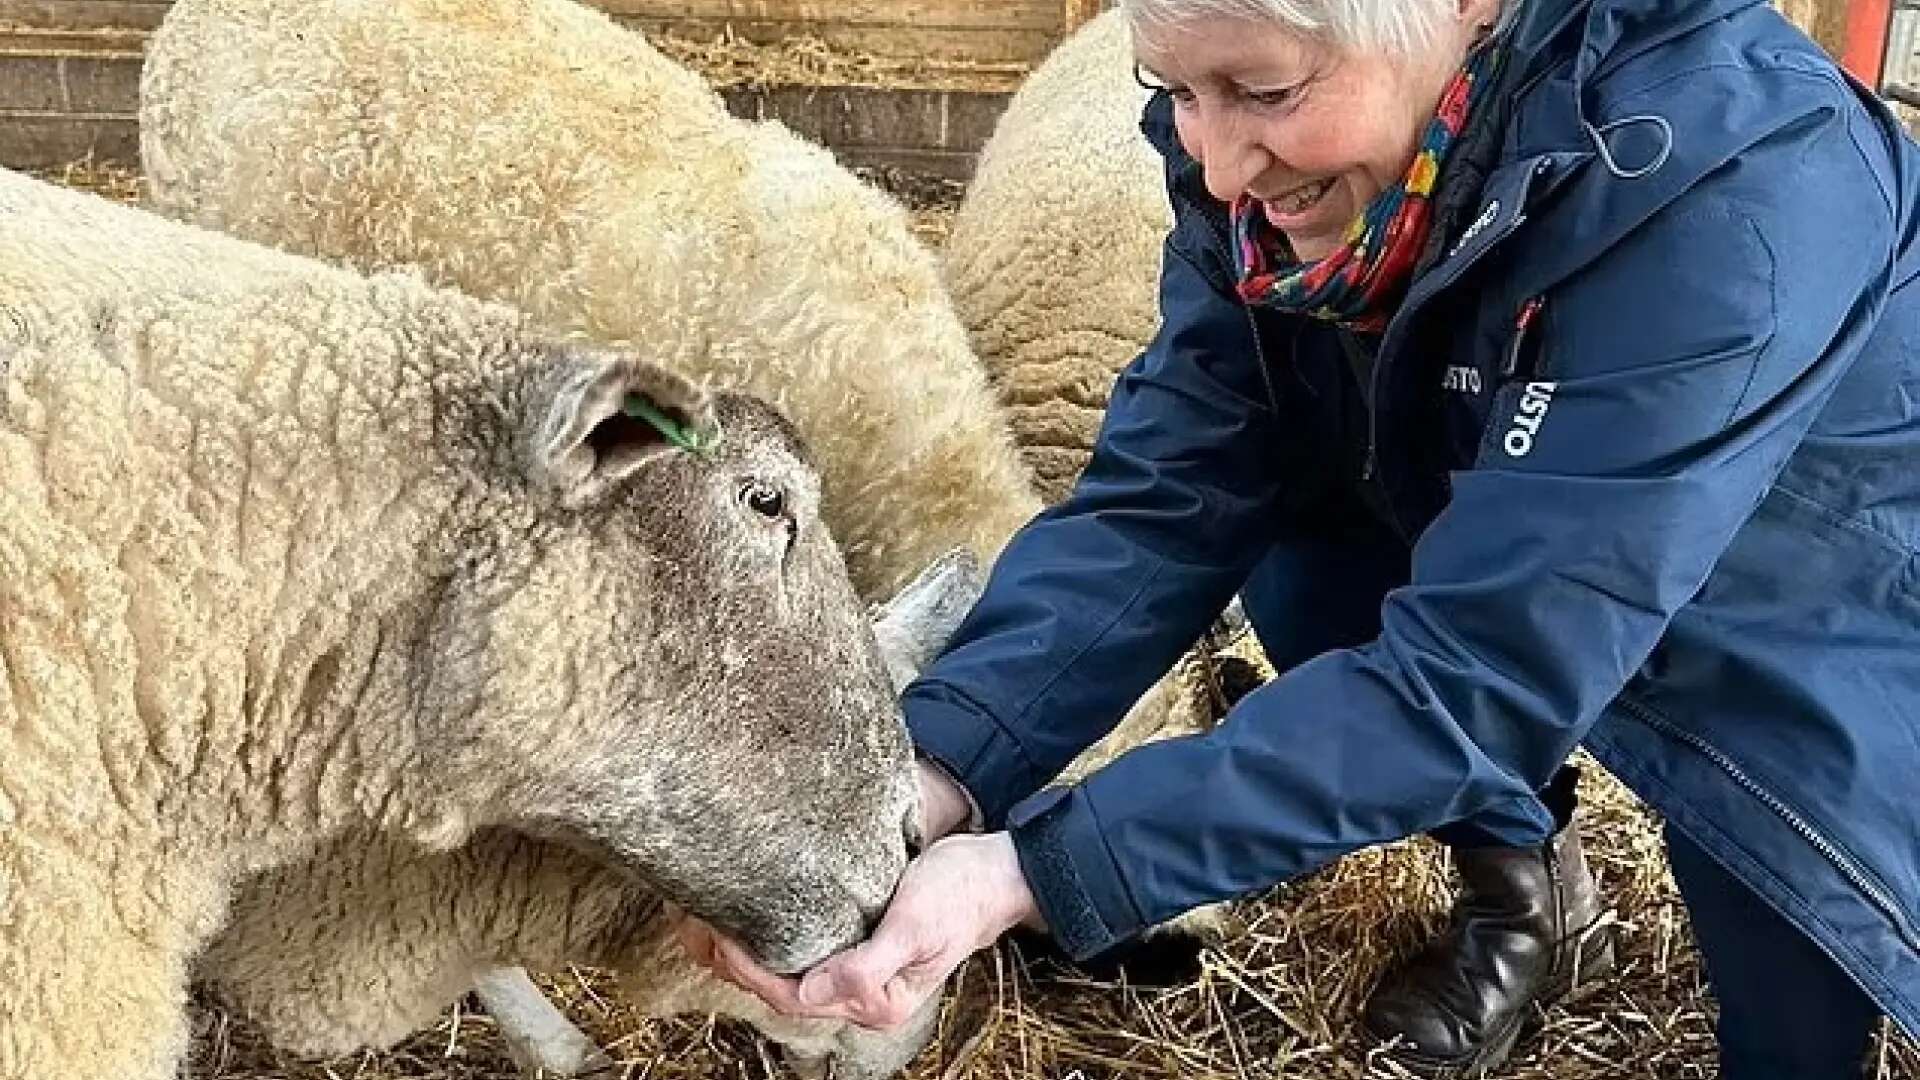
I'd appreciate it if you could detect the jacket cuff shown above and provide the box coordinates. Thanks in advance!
[902,681,1045,827]
[1006,786,1146,960]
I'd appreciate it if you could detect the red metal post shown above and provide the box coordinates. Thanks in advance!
[1842,0,1894,86]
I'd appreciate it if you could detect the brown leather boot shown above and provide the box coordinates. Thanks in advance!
[1361,821,1618,1077]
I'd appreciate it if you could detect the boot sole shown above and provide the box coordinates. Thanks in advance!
[1369,922,1620,1079]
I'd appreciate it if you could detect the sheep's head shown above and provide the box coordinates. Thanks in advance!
[419,344,917,974]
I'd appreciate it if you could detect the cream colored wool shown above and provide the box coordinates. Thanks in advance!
[203,828,927,1079]
[0,170,512,1080]
[197,566,980,1078]
[944,9,1170,504]
[0,167,917,1080]
[138,4,1197,1072]
[140,0,1044,605]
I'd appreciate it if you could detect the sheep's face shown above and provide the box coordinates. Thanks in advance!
[425,347,916,974]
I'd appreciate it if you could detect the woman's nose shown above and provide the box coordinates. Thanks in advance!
[1191,108,1265,205]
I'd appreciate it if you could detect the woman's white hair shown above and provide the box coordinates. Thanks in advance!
[1119,0,1467,54]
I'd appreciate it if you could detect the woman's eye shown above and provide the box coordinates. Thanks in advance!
[1244,87,1296,107]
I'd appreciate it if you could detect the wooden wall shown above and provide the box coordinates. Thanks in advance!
[605,0,1104,66]
[0,2,147,169]
[0,0,1112,175]
[1778,0,1854,60]
[2,1,170,30]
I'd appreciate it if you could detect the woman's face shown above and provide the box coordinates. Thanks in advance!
[1135,5,1491,260]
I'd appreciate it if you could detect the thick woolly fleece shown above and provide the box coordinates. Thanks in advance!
[942,9,1169,504]
[137,4,1210,1072]
[0,168,920,1080]
[140,0,1043,605]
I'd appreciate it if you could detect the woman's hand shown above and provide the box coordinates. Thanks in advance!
[688,832,1043,1031]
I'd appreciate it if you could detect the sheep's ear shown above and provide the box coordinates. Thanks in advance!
[530,348,717,502]
[870,549,987,693]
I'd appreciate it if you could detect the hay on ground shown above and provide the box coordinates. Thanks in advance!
[652,29,1025,94]
[28,158,144,204]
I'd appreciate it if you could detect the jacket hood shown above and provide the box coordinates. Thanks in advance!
[1511,0,1772,89]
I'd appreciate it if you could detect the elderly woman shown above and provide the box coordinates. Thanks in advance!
[700,0,1920,1074]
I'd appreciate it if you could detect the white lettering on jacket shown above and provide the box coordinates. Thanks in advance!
[1449,199,1502,257]
[1443,365,1483,394]
[1503,381,1557,457]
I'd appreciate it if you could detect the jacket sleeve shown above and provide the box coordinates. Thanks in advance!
[1009,163,1899,958]
[901,219,1321,828]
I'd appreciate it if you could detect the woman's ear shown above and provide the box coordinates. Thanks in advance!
[1459,0,1505,37]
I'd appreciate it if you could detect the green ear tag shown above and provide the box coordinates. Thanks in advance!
[622,393,716,454]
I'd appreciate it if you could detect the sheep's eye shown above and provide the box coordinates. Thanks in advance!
[739,480,786,521]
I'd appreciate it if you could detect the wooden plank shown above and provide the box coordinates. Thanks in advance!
[0,53,66,111]
[1886,5,1919,91]
[0,27,146,53]
[0,1,173,32]
[60,49,140,111]
[3,1,1065,61]
[621,16,1054,63]
[0,111,138,167]
[0,47,143,112]
[1061,0,1105,33]
[719,83,1007,153]
[839,145,975,181]
[1777,0,1852,58]
[593,0,1059,31]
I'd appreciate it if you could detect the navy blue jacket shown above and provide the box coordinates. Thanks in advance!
[905,0,1920,1030]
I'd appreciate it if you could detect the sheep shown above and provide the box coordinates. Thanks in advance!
[201,551,992,1080]
[138,0,1045,607]
[137,2,1193,1072]
[0,166,920,1080]
[206,832,932,1079]
[942,8,1168,506]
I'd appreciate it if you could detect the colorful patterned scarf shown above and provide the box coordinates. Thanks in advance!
[1231,42,1505,332]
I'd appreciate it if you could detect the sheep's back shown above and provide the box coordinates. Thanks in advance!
[142,0,1044,601]
[944,10,1170,503]
[0,170,490,846]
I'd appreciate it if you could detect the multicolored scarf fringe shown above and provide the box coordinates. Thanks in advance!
[1231,42,1504,333]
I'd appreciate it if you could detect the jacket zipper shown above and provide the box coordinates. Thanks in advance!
[1334,329,1379,482]
[1616,696,1920,954]
[1171,187,1286,418]
[1178,185,1398,523]
[1244,307,1279,415]
[1502,296,1546,378]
